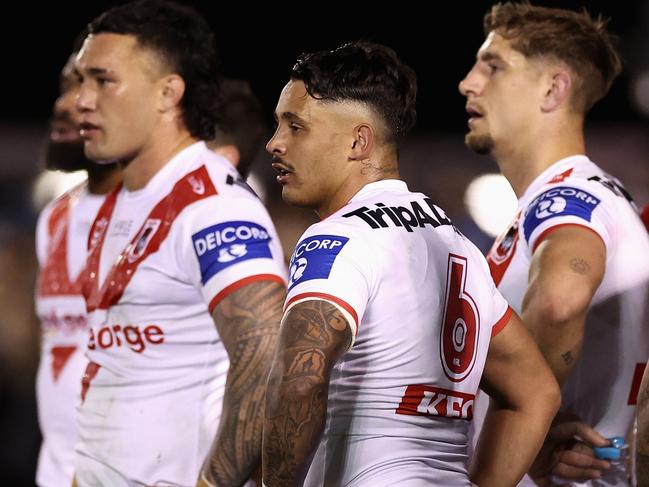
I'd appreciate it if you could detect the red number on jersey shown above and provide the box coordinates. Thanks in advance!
[440,254,480,382]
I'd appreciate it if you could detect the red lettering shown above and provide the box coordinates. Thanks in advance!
[86,323,165,353]
[98,327,114,349]
[112,325,122,346]
[396,384,475,420]
[88,328,96,350]
[144,325,164,344]
[123,325,145,353]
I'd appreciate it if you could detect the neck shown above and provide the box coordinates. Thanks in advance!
[316,158,400,219]
[494,119,585,197]
[87,163,121,195]
[120,130,197,191]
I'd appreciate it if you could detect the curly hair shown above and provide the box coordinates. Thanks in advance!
[291,41,417,144]
[88,0,220,140]
[485,2,621,112]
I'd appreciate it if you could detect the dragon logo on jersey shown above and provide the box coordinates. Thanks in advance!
[127,218,161,263]
[288,235,349,291]
[188,175,205,195]
[487,214,520,286]
[524,186,600,241]
[192,221,272,284]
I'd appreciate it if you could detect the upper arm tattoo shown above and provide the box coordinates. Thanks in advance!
[569,257,590,275]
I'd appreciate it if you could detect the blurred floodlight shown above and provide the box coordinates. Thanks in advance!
[32,170,87,211]
[464,173,518,237]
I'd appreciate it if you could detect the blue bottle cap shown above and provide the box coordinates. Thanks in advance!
[593,446,621,460]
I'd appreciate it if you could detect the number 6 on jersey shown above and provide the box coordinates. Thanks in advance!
[440,254,479,382]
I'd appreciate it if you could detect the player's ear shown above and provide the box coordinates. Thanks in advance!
[159,74,185,112]
[349,124,374,161]
[541,69,571,113]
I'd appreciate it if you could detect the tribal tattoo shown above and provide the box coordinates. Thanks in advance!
[202,280,285,486]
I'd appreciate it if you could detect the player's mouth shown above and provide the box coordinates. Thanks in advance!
[272,160,294,185]
[79,121,101,139]
[466,105,484,127]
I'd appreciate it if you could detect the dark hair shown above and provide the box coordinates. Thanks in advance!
[291,41,417,143]
[485,2,621,112]
[88,0,220,140]
[211,78,267,179]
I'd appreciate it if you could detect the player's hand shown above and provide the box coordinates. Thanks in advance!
[530,413,611,483]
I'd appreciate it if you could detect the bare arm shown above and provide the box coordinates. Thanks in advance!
[521,226,610,481]
[200,280,285,487]
[262,300,352,486]
[637,364,649,485]
[521,226,605,385]
[470,313,561,486]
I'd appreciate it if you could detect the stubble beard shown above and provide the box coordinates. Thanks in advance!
[465,133,495,156]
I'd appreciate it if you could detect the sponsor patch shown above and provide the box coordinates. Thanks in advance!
[288,235,349,290]
[523,186,600,241]
[192,221,272,283]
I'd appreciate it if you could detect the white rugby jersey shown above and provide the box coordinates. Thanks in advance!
[35,182,104,487]
[484,155,649,486]
[285,180,511,487]
[75,142,286,486]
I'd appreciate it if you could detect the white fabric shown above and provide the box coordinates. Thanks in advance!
[76,142,286,486]
[478,155,649,486]
[35,184,105,487]
[285,179,511,486]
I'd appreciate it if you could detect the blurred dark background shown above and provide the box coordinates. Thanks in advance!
[1,1,648,484]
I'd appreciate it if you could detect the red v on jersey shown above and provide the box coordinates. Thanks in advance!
[81,165,217,312]
[50,345,77,382]
[38,187,85,297]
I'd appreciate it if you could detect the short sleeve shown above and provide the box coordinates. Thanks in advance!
[181,194,287,313]
[522,184,611,252]
[285,223,373,346]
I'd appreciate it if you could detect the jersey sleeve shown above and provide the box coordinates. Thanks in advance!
[181,194,287,313]
[522,183,612,253]
[284,221,373,348]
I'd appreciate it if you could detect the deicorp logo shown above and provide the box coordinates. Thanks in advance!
[288,235,349,290]
[524,186,600,241]
[192,221,272,283]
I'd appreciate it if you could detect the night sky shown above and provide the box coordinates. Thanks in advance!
[4,0,648,132]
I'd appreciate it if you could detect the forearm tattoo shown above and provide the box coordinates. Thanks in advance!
[203,280,285,486]
[263,300,351,486]
[561,351,575,365]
